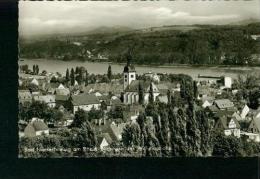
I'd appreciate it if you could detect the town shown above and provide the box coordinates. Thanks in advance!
[18,51,260,157]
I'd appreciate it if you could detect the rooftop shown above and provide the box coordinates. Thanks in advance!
[214,99,234,109]
[71,93,100,106]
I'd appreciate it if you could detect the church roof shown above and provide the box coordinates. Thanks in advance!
[125,80,158,93]
[123,64,136,73]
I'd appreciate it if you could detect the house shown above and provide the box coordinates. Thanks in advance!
[106,96,123,111]
[55,95,70,108]
[215,116,240,138]
[202,100,212,108]
[156,94,168,104]
[251,34,260,40]
[18,90,32,104]
[33,95,56,108]
[24,118,49,137]
[30,78,39,86]
[97,133,113,150]
[44,83,60,94]
[247,118,260,142]
[156,82,177,95]
[214,99,235,111]
[109,122,126,141]
[144,72,160,82]
[123,105,144,122]
[240,131,260,143]
[83,82,123,95]
[248,117,260,134]
[71,93,101,114]
[55,83,70,96]
[94,121,126,144]
[201,96,214,108]
[240,104,250,119]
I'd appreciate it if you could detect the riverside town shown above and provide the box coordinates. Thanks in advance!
[18,1,260,157]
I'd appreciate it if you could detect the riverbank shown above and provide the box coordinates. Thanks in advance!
[18,58,260,80]
[19,58,260,70]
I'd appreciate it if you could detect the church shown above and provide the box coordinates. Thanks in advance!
[122,59,160,105]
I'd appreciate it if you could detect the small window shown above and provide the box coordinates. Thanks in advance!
[131,75,134,78]
[125,75,127,78]
[125,79,127,82]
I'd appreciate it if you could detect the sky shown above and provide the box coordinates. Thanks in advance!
[19,1,260,37]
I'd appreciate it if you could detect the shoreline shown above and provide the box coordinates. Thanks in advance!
[19,58,260,70]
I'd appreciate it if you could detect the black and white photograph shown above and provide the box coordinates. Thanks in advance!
[18,1,260,158]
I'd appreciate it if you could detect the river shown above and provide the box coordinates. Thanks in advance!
[18,58,260,80]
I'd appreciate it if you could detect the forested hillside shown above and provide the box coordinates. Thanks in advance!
[20,23,260,66]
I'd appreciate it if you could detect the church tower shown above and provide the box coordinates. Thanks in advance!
[123,51,136,90]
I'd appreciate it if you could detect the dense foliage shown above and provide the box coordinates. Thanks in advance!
[20,23,260,66]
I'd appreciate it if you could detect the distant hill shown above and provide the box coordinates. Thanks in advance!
[229,18,260,25]
[86,26,134,35]
[19,22,260,66]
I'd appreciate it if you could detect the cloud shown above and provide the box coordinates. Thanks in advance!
[18,1,260,36]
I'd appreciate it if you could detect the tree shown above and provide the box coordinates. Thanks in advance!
[85,70,89,86]
[193,81,198,99]
[36,65,39,75]
[122,122,142,147]
[138,82,144,105]
[148,82,154,104]
[72,124,97,149]
[107,65,112,81]
[88,107,104,121]
[70,68,75,86]
[167,89,171,104]
[65,68,70,82]
[71,109,88,128]
[33,65,36,75]
[212,131,243,157]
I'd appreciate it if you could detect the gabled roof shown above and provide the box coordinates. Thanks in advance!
[214,110,235,118]
[217,116,240,129]
[250,117,260,132]
[97,133,113,146]
[55,95,69,101]
[125,80,159,93]
[83,83,123,95]
[110,98,122,106]
[109,123,126,141]
[33,95,55,103]
[71,93,100,106]
[214,99,234,109]
[55,88,70,96]
[18,90,32,100]
[25,120,48,132]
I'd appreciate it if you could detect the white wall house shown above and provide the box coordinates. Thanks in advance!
[215,117,240,138]
[24,118,49,137]
[73,104,101,114]
[224,77,232,88]
[71,93,101,114]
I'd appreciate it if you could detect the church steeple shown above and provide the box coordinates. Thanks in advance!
[123,48,136,90]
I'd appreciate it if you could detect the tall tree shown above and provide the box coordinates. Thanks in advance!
[148,82,154,104]
[122,122,142,147]
[167,89,172,105]
[70,68,75,86]
[33,65,36,74]
[65,68,70,82]
[107,65,112,81]
[71,109,88,128]
[85,70,89,86]
[138,82,144,105]
[36,65,39,74]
